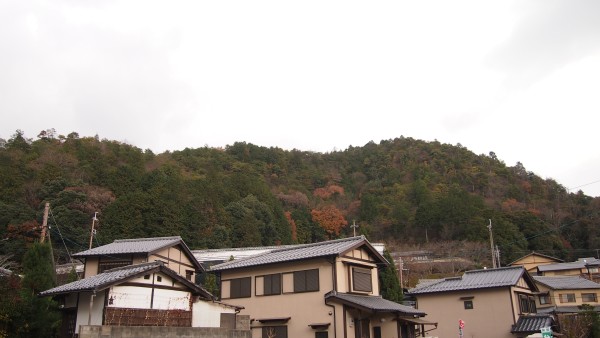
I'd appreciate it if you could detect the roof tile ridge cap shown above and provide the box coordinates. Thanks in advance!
[114,236,182,243]
[271,236,361,253]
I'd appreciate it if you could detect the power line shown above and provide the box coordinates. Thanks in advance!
[569,179,600,191]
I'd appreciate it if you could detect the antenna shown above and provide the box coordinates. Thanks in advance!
[351,220,359,237]
[88,212,98,250]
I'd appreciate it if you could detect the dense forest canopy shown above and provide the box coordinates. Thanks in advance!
[1,129,599,270]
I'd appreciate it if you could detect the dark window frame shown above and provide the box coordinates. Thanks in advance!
[293,269,319,293]
[230,277,252,299]
[263,273,282,296]
[560,293,576,303]
[352,267,373,293]
[582,293,598,303]
[464,300,473,310]
[262,325,288,338]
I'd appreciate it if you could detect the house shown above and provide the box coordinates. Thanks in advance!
[211,236,434,338]
[40,236,242,338]
[533,275,600,314]
[509,252,564,274]
[409,266,554,338]
[535,258,600,282]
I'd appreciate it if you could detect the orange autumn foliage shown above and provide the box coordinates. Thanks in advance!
[311,205,348,237]
[284,211,298,242]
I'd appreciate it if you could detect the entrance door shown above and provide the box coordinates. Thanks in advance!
[354,318,371,338]
[373,326,381,338]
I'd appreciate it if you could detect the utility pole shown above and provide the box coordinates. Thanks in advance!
[398,257,404,288]
[487,219,496,268]
[88,212,98,250]
[40,202,50,243]
[495,245,501,268]
[351,220,359,237]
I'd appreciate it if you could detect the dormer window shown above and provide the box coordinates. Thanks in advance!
[352,267,372,293]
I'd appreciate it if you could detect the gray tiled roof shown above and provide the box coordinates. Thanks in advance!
[211,236,384,271]
[325,292,426,316]
[538,305,600,314]
[40,261,163,296]
[39,261,211,298]
[73,236,183,257]
[537,258,600,272]
[409,266,528,294]
[533,275,600,290]
[511,315,553,333]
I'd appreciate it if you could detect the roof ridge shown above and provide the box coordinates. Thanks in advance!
[113,236,181,243]
[270,236,365,253]
[465,266,522,274]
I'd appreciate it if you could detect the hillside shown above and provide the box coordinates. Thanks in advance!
[1,129,599,269]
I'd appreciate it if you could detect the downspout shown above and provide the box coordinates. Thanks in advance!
[325,257,338,338]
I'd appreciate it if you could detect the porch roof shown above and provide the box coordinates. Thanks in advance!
[511,314,553,334]
[39,261,212,299]
[325,292,425,317]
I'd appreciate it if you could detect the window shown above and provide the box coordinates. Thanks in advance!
[230,277,252,299]
[315,332,328,338]
[464,300,473,310]
[519,294,536,314]
[156,275,162,282]
[262,326,287,338]
[583,293,598,303]
[185,270,194,281]
[144,274,150,280]
[98,257,132,273]
[539,294,551,305]
[560,293,576,303]
[352,267,373,293]
[294,269,319,293]
[263,273,282,296]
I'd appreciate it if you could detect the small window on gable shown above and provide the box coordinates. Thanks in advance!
[539,294,551,305]
[144,274,150,280]
[352,267,372,293]
[464,300,473,310]
[156,275,162,282]
[185,270,194,281]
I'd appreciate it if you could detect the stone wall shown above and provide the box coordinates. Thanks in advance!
[79,315,251,338]
[79,325,251,338]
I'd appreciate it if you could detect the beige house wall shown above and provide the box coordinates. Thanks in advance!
[511,255,561,273]
[218,251,391,338]
[150,245,197,280]
[75,291,106,334]
[220,259,334,338]
[535,284,600,309]
[83,257,99,278]
[416,288,521,338]
[541,269,584,277]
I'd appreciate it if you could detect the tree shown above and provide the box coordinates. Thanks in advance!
[311,205,348,239]
[379,250,403,303]
[15,243,60,338]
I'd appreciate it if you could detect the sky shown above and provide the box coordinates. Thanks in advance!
[1,0,600,197]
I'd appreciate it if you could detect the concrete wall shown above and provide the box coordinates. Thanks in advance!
[193,300,237,328]
[79,325,251,338]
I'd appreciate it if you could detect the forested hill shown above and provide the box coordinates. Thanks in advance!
[1,129,599,267]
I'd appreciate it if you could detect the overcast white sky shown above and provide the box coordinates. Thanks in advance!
[2,0,600,196]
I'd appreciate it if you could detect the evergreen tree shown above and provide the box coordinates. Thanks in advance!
[379,250,403,303]
[16,243,60,338]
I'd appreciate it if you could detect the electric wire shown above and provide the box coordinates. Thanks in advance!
[49,207,75,264]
